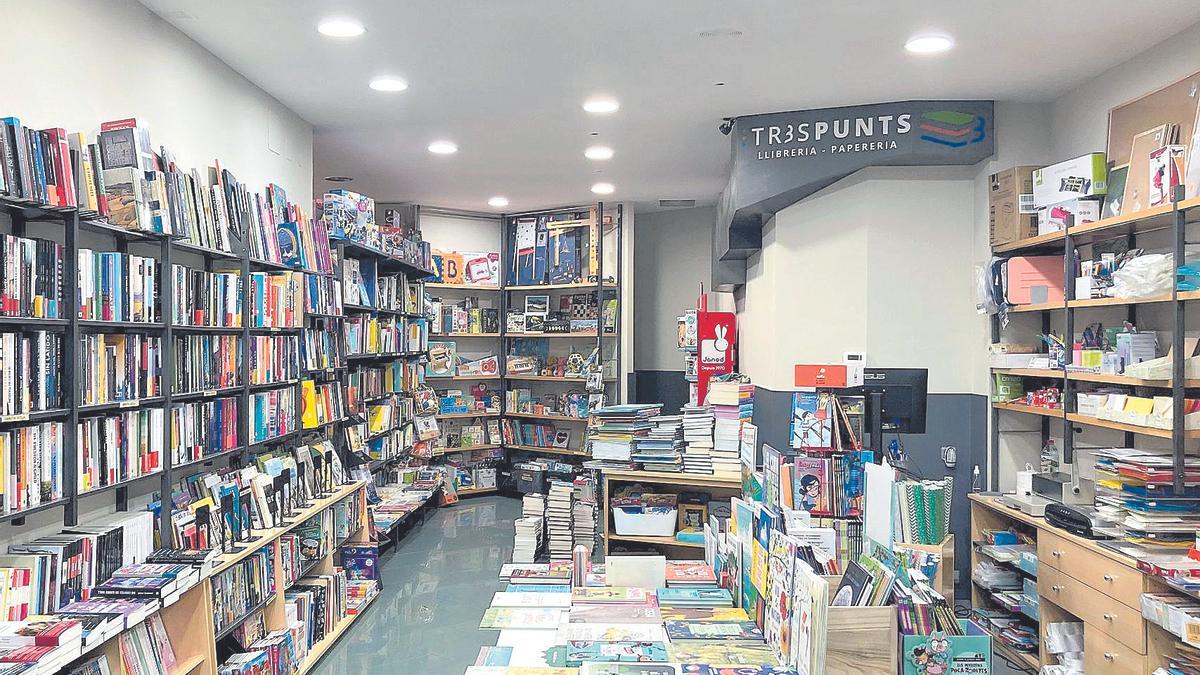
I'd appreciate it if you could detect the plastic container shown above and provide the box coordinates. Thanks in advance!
[611,507,677,536]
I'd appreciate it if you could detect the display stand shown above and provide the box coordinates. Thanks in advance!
[600,469,741,558]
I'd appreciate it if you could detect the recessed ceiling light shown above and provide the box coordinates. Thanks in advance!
[324,175,354,182]
[317,18,365,38]
[584,145,614,161]
[488,196,509,208]
[714,82,726,87]
[427,140,458,155]
[582,97,620,114]
[591,182,615,195]
[369,77,408,92]
[905,33,954,54]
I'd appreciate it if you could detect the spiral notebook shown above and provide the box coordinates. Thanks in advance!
[895,478,952,545]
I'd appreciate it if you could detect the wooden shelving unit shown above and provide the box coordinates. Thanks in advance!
[607,533,704,549]
[505,444,589,456]
[434,411,500,420]
[505,411,588,422]
[425,282,501,291]
[988,193,1200,493]
[601,470,740,559]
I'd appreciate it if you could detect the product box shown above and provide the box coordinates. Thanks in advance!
[1037,198,1103,235]
[1149,145,1187,208]
[1032,152,1107,207]
[989,203,1039,247]
[901,621,991,675]
[992,373,1025,402]
[989,165,1041,246]
[989,165,1039,203]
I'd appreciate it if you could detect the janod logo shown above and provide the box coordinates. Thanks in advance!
[918,110,987,148]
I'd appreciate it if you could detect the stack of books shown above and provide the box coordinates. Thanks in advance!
[586,404,661,465]
[681,404,715,475]
[1092,448,1200,549]
[709,382,754,478]
[631,413,684,471]
[546,482,575,560]
[572,500,597,553]
[513,516,544,564]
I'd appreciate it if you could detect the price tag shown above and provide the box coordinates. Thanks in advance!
[119,400,138,409]
[1,413,30,423]
[270,327,280,333]
[204,390,217,397]
[326,368,335,373]
[1186,620,1200,647]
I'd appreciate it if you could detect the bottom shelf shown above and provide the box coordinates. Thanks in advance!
[977,623,1040,672]
[607,533,704,549]
[297,590,379,674]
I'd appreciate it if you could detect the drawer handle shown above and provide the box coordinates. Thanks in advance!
[1052,550,1063,557]
[1103,612,1116,621]
[1103,574,1115,582]
[1051,585,1063,592]
[1104,652,1116,662]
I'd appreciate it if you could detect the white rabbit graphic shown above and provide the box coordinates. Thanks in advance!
[700,323,729,364]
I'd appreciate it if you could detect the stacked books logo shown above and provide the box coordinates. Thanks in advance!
[918,110,987,148]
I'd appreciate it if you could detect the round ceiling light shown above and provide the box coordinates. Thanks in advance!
[317,18,365,38]
[582,97,620,114]
[904,33,954,54]
[584,145,614,161]
[427,140,458,155]
[369,77,408,92]
[488,196,509,208]
[324,175,354,182]
[591,182,615,195]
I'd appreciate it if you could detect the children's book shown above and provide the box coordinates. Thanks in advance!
[657,606,751,622]
[474,646,514,666]
[491,592,572,608]
[831,560,875,607]
[664,619,765,642]
[790,392,833,449]
[792,458,830,515]
[665,561,717,586]
[505,584,571,594]
[571,587,649,604]
[580,665,684,675]
[655,587,734,607]
[544,640,669,667]
[479,607,566,630]
[554,623,666,643]
[666,642,780,666]
[568,604,662,624]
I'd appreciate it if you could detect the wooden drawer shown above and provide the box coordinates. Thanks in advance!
[1038,565,1146,653]
[1038,530,1144,607]
[1084,622,1145,675]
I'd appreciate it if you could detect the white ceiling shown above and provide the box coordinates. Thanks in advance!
[140,0,1200,213]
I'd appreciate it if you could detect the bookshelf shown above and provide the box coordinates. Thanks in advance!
[988,190,1200,492]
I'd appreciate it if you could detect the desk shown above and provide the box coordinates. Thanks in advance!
[969,493,1176,674]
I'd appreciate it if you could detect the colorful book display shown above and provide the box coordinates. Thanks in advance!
[78,250,157,323]
[77,409,164,493]
[174,334,239,394]
[0,331,64,414]
[248,335,300,386]
[171,396,239,465]
[171,266,241,327]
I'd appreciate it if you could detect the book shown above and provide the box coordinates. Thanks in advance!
[664,619,765,643]
[832,560,875,606]
[544,641,669,667]
[479,607,566,630]
[77,250,157,323]
[554,623,666,643]
[665,642,780,665]
[0,616,83,647]
[654,586,734,607]
[490,592,572,608]
[175,334,238,394]
[567,604,662,624]
[171,266,241,327]
[0,234,63,319]
[77,409,164,494]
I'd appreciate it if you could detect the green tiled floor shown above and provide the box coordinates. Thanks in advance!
[310,495,520,674]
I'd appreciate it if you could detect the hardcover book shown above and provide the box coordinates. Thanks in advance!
[664,619,765,643]
[544,640,669,667]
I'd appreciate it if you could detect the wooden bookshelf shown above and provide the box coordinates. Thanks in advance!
[608,534,704,549]
[990,402,1064,419]
[505,411,588,422]
[992,230,1066,253]
[506,332,603,338]
[426,374,502,381]
[1068,290,1200,308]
[1065,412,1200,439]
[990,367,1064,379]
[1008,301,1064,313]
[505,444,590,456]
[434,411,501,420]
[601,470,741,559]
[1066,196,1200,245]
[296,592,379,675]
[430,332,501,338]
[425,282,502,291]
[1066,371,1200,387]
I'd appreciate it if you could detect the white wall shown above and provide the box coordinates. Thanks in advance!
[1050,21,1200,161]
[634,206,714,371]
[0,0,313,542]
[1,0,313,206]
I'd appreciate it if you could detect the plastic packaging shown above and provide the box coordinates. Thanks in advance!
[1110,253,1173,298]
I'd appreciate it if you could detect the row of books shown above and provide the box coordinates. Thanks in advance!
[0,422,65,513]
[174,334,238,394]
[78,250,157,323]
[0,331,64,414]
[304,274,342,317]
[0,510,154,615]
[212,547,276,635]
[171,266,241,327]
[78,409,164,493]
[345,365,403,407]
[171,396,239,466]
[250,387,296,444]
[430,302,500,335]
[249,334,300,386]
[248,200,335,276]
[0,119,84,209]
[301,324,342,372]
[285,570,349,659]
[250,272,304,328]
[506,389,590,419]
[79,333,161,407]
[300,380,345,429]
[343,315,406,356]
[0,234,63,319]
[500,419,561,449]
[780,452,872,518]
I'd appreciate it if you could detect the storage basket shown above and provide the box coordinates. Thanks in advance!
[611,507,677,536]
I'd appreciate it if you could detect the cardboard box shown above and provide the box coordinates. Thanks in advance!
[1033,152,1107,207]
[993,373,1025,402]
[1037,198,1103,234]
[989,165,1042,246]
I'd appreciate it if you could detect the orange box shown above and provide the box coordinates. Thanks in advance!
[794,364,848,388]
[1006,256,1065,305]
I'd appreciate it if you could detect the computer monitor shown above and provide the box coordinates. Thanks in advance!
[860,368,928,434]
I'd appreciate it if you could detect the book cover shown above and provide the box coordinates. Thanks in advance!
[479,607,565,630]
[571,587,649,604]
[544,640,668,667]
[792,458,830,515]
[664,619,765,642]
[568,604,662,624]
[554,623,666,643]
[655,587,733,606]
[666,642,780,666]
[665,562,717,585]
[831,560,874,606]
[491,592,572,608]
